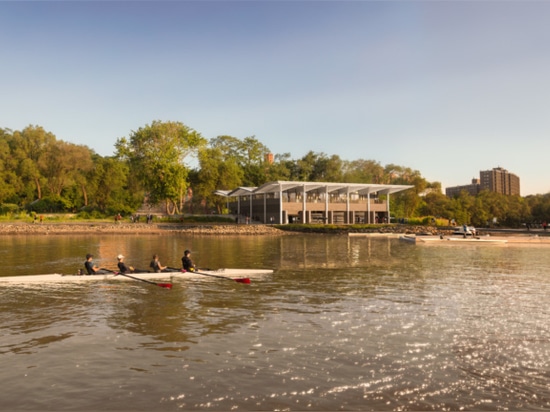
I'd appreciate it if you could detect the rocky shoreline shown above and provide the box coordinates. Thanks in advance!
[0,222,289,235]
[0,222,547,238]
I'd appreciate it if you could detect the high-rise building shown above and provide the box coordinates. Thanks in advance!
[480,167,520,196]
[446,167,520,197]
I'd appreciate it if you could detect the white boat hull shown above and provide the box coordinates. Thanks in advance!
[0,268,273,284]
[400,235,508,244]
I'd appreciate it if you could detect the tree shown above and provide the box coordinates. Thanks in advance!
[88,156,140,214]
[195,146,244,213]
[418,191,451,219]
[448,191,475,225]
[241,136,272,186]
[342,159,385,184]
[9,125,56,201]
[115,121,206,214]
[0,130,19,204]
[265,152,293,181]
[41,140,93,199]
[293,151,343,182]
[210,135,272,186]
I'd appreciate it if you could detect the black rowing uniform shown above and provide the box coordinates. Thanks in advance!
[182,256,195,272]
[118,262,132,274]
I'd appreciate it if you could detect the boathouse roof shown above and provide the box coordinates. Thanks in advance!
[215,181,413,197]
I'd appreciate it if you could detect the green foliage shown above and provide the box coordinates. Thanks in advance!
[160,214,235,224]
[116,120,207,214]
[342,159,384,183]
[290,151,344,182]
[4,124,550,228]
[209,135,271,186]
[195,145,244,213]
[405,217,429,225]
[77,209,109,219]
[0,203,20,215]
[26,196,73,213]
[527,193,550,223]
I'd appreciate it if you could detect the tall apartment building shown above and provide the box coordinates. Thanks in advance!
[480,167,520,195]
[446,167,520,197]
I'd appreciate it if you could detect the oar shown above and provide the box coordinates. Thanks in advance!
[193,270,250,284]
[101,268,173,289]
[115,272,173,289]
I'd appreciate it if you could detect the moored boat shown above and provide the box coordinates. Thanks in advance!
[410,235,508,244]
[398,235,418,243]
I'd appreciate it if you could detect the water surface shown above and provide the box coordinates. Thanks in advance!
[1,234,549,410]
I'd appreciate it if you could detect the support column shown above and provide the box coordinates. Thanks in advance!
[264,193,267,224]
[387,193,391,223]
[250,195,253,220]
[302,184,307,224]
[367,193,371,224]
[346,187,350,224]
[325,186,329,225]
[279,185,283,224]
[237,196,241,222]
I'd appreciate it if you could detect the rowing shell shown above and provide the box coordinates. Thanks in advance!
[0,268,273,284]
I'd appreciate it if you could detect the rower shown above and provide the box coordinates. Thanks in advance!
[117,254,138,274]
[181,249,196,272]
[149,254,167,273]
[84,253,109,275]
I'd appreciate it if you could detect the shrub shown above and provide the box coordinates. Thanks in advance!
[26,197,73,213]
[0,203,20,215]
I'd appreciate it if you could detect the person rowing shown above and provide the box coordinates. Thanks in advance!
[84,253,109,275]
[149,254,170,273]
[181,249,196,272]
[117,254,144,274]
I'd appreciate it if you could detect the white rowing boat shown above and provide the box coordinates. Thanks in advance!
[0,268,274,284]
[400,235,508,244]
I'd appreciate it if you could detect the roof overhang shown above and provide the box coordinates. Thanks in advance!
[213,190,232,197]
[217,181,414,197]
[227,187,256,197]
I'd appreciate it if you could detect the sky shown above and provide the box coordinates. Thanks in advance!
[1,1,550,196]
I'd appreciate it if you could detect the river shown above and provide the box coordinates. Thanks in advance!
[1,234,549,410]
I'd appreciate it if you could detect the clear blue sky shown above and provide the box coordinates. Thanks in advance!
[2,1,550,196]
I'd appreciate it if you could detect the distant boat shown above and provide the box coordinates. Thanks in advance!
[452,225,477,236]
[400,235,507,244]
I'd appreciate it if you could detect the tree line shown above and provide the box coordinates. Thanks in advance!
[1,121,549,227]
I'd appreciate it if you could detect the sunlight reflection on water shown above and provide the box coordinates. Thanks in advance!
[1,235,549,410]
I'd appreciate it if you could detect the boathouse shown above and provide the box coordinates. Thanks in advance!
[215,181,413,225]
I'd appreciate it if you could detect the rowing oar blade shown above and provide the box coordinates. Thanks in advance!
[235,278,251,284]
